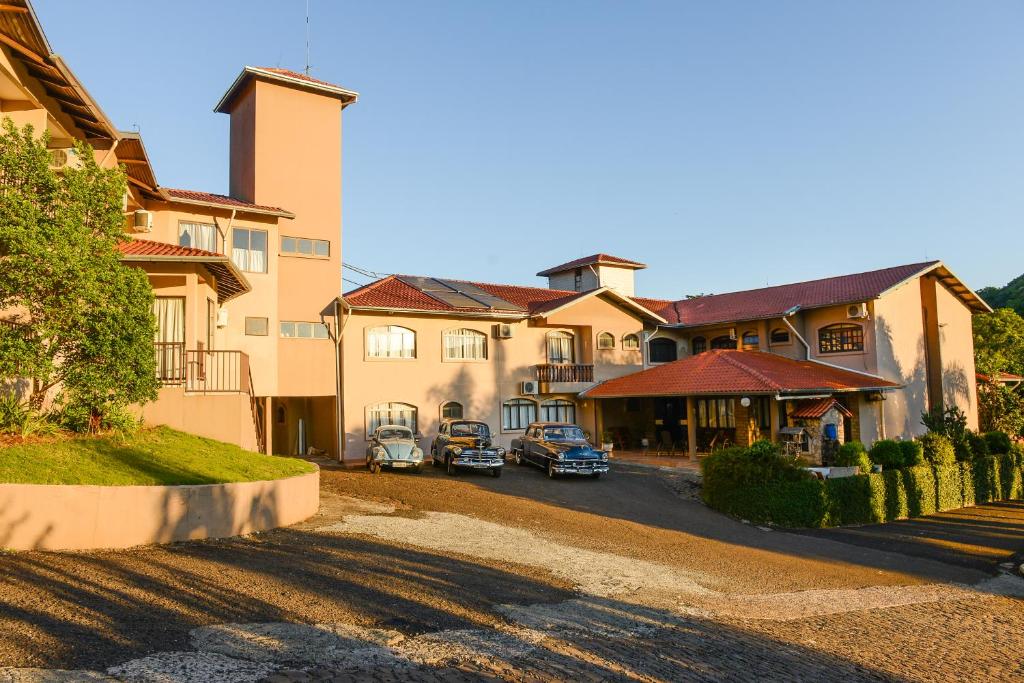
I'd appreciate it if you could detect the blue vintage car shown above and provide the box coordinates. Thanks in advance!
[510,422,609,479]
[366,425,425,473]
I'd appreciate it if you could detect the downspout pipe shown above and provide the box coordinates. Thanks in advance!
[781,306,888,381]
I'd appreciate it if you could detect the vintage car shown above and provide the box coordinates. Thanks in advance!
[366,424,425,473]
[431,419,505,477]
[511,422,609,479]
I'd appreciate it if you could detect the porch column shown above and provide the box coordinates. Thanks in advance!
[769,398,781,442]
[685,396,697,461]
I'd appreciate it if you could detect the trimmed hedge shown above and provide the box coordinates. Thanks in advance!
[703,451,1024,528]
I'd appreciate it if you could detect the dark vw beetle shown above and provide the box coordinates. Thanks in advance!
[511,422,609,479]
[431,419,505,477]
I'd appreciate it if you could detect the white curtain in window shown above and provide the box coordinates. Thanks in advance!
[248,230,267,273]
[152,297,184,380]
[179,222,217,252]
[546,331,574,364]
[368,326,415,358]
[443,328,486,360]
[502,399,537,430]
[540,400,576,423]
[367,402,417,434]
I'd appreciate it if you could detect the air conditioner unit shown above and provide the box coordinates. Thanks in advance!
[728,327,737,340]
[133,209,153,232]
[216,309,229,328]
[495,323,514,339]
[48,147,82,171]
[847,303,869,319]
[521,380,539,396]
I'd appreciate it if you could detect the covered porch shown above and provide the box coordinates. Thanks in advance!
[582,349,900,462]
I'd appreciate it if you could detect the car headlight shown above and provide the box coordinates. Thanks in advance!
[557,451,565,460]
[411,447,423,459]
[373,446,385,456]
[450,446,463,455]
[496,447,506,458]
[600,453,609,461]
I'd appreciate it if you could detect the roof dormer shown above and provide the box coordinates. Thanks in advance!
[536,253,646,296]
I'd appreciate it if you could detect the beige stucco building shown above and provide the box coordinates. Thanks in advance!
[0,2,993,467]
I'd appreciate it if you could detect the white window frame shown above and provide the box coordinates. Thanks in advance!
[280,235,330,259]
[366,402,418,435]
[546,330,575,364]
[622,333,640,350]
[597,332,615,350]
[441,401,464,420]
[231,227,268,273]
[280,321,330,339]
[540,399,576,424]
[366,325,416,359]
[502,398,537,431]
[442,328,488,361]
[179,221,217,253]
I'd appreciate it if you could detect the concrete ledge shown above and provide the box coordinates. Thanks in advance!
[0,468,319,552]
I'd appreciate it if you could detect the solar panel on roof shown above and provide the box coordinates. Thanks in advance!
[396,276,525,312]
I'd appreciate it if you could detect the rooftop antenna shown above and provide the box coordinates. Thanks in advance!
[304,0,311,75]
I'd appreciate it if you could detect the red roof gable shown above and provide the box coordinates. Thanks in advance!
[255,67,349,91]
[118,239,250,303]
[790,397,854,419]
[637,262,942,326]
[583,350,900,398]
[537,253,647,277]
[163,188,291,216]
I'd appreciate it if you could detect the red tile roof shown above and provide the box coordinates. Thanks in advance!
[537,253,647,277]
[790,397,854,419]
[162,188,291,216]
[977,371,1024,384]
[255,67,349,91]
[344,276,572,314]
[635,262,942,326]
[583,350,900,398]
[117,239,220,258]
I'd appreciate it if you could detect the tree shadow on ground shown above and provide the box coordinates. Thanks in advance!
[0,529,904,681]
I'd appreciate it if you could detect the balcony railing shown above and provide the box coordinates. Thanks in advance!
[536,363,594,384]
[155,344,250,393]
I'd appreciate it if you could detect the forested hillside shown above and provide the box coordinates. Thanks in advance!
[978,273,1024,316]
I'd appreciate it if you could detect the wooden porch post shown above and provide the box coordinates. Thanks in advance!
[686,395,697,461]
[769,398,781,442]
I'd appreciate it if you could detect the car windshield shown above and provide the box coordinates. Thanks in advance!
[451,422,489,438]
[543,426,586,442]
[377,428,412,440]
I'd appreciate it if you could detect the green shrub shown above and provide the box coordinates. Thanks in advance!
[834,441,872,472]
[920,433,956,466]
[984,431,1013,455]
[898,440,924,467]
[966,432,990,460]
[1000,453,1024,500]
[881,469,909,520]
[825,475,883,525]
[934,464,964,511]
[973,457,1002,504]
[702,441,808,486]
[902,466,937,516]
[960,461,976,507]
[0,392,30,434]
[702,479,830,527]
[869,440,904,469]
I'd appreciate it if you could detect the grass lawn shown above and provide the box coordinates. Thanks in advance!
[0,427,316,486]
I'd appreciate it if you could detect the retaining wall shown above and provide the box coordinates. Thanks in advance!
[0,468,319,551]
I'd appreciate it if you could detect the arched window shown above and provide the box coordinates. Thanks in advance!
[597,332,615,350]
[691,336,707,355]
[769,328,791,345]
[546,331,575,364]
[622,333,640,350]
[818,323,864,354]
[443,328,487,360]
[441,401,463,420]
[710,336,736,350]
[648,337,677,363]
[367,402,418,434]
[741,331,759,351]
[540,399,576,423]
[502,398,537,431]
[366,325,416,359]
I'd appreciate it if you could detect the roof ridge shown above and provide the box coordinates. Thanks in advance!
[717,351,783,391]
[670,261,940,305]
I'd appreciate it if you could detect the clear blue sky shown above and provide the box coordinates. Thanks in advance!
[36,1,1023,300]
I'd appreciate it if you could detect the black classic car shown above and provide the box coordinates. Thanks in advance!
[430,419,505,477]
[511,422,610,479]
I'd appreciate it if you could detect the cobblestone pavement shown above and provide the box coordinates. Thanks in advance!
[0,464,1022,682]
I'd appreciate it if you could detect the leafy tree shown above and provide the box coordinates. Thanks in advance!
[973,307,1024,377]
[0,120,158,430]
[979,273,1024,317]
[978,382,1024,437]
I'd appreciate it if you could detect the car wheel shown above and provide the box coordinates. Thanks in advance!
[413,464,423,474]
[492,467,502,478]
[371,462,381,475]
[365,456,372,471]
[547,461,557,479]
[430,449,439,467]
[514,450,524,466]
[446,455,458,476]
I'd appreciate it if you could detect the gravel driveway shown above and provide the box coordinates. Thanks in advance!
[0,462,1022,682]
